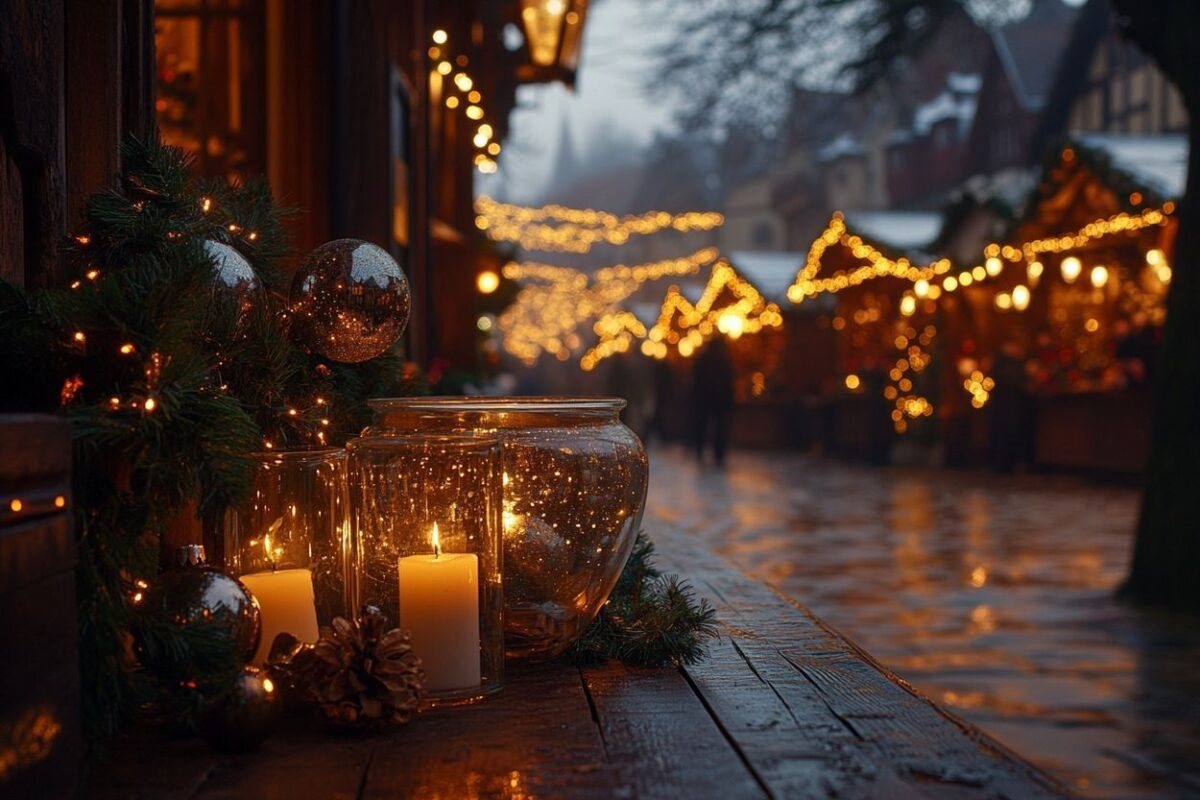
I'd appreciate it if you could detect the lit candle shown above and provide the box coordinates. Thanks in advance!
[398,522,481,692]
[239,529,320,665]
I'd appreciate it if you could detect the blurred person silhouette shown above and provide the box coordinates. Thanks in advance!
[691,337,735,466]
[988,338,1030,472]
[646,358,675,446]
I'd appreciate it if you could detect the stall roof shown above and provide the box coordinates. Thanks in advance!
[728,251,805,303]
[1074,133,1187,200]
[843,211,943,252]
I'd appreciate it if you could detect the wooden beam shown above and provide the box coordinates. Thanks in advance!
[65,0,122,229]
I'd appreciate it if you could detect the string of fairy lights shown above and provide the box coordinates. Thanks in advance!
[496,247,721,364]
[484,188,1174,431]
[830,201,1173,431]
[429,29,501,174]
[475,196,725,253]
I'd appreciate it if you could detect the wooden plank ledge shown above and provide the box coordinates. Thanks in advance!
[85,526,1070,800]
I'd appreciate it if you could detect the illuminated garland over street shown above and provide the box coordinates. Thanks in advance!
[475,196,724,253]
[497,248,719,364]
[485,175,1174,382]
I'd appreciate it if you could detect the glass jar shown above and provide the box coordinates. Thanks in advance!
[346,433,504,704]
[223,448,350,665]
[366,397,649,660]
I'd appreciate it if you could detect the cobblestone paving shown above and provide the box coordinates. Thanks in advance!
[645,447,1200,799]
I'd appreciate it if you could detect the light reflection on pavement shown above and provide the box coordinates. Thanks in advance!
[646,447,1200,799]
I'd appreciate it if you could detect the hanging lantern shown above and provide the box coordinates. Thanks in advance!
[517,0,589,86]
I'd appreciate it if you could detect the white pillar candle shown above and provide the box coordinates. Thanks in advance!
[398,523,481,692]
[239,568,320,665]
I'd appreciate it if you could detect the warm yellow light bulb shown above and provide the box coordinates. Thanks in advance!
[432,29,448,44]
[1090,265,1109,288]
[1011,284,1030,311]
[476,270,500,294]
[1061,256,1082,283]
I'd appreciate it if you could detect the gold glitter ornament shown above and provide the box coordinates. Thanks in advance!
[289,239,410,363]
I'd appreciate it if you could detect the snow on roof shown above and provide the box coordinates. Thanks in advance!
[1074,133,1188,199]
[947,72,982,93]
[817,133,866,163]
[843,211,943,252]
[913,90,977,137]
[957,167,1039,213]
[728,251,805,303]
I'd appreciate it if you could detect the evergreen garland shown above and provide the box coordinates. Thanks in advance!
[567,532,719,666]
[0,136,417,747]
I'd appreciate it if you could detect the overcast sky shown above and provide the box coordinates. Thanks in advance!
[480,0,1089,205]
[481,0,677,204]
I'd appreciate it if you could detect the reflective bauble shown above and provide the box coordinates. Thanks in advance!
[134,549,262,668]
[195,666,281,752]
[289,239,410,363]
[205,239,261,325]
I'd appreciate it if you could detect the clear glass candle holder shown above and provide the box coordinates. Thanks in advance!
[365,398,648,660]
[223,448,351,665]
[346,433,504,705]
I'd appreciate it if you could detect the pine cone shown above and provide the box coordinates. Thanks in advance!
[273,607,424,730]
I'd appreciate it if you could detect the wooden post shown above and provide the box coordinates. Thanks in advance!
[65,0,123,229]
[0,0,67,288]
[409,0,433,367]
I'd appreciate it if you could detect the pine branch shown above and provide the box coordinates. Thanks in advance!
[565,532,719,667]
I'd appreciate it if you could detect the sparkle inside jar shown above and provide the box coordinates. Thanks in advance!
[346,432,504,703]
[366,397,649,660]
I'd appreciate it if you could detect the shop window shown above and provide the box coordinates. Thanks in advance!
[155,0,266,180]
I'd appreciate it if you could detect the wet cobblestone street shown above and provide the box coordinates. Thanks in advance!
[646,448,1200,799]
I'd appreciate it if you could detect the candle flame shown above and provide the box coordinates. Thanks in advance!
[431,521,441,558]
[263,517,285,569]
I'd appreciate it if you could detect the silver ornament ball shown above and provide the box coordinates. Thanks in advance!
[195,666,282,752]
[205,239,261,324]
[134,554,262,667]
[289,239,410,363]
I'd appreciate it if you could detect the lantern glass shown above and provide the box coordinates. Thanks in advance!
[366,397,648,660]
[223,448,350,665]
[347,433,504,704]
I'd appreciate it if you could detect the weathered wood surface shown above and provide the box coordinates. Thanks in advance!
[86,524,1070,800]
